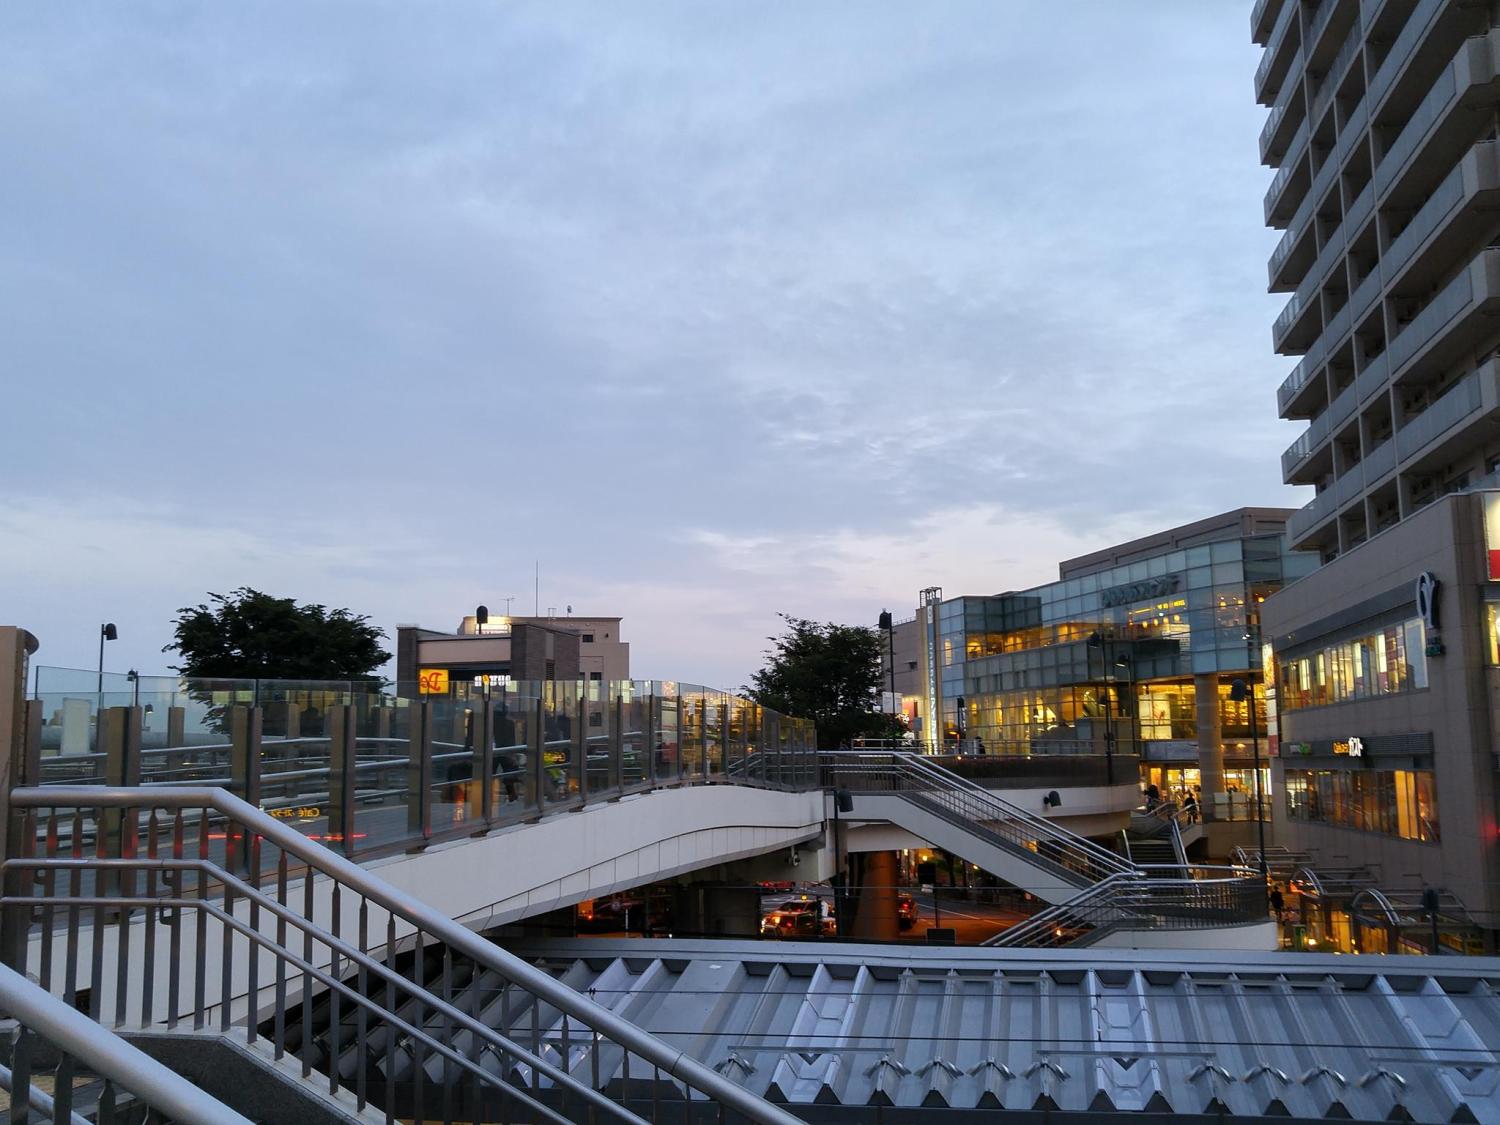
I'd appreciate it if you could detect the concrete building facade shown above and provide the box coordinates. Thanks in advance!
[395,612,629,692]
[1259,0,1500,557]
[1255,0,1500,947]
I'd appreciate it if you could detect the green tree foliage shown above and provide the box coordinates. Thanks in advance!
[164,587,390,683]
[745,614,904,750]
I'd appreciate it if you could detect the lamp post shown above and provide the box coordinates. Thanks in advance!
[126,669,140,708]
[474,605,489,636]
[96,623,117,712]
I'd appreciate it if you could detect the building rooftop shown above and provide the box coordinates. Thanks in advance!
[1057,507,1296,580]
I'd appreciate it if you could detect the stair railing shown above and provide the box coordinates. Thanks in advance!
[985,866,1267,948]
[821,750,1135,884]
[2,786,803,1125]
[0,958,248,1125]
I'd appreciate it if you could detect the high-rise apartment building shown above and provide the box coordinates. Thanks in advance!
[1256,0,1500,950]
[1261,0,1500,555]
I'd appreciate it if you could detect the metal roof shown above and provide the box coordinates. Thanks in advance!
[513,938,1500,1121]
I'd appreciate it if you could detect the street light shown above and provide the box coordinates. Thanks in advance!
[1230,676,1269,908]
[474,605,489,635]
[96,623,117,711]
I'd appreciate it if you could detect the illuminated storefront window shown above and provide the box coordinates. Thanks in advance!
[1284,767,1439,842]
[1276,619,1427,712]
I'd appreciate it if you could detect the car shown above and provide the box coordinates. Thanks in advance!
[760,898,835,939]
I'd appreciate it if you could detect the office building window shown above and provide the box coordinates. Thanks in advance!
[583,634,595,643]
[1284,768,1438,842]
[589,671,602,681]
[1276,618,1427,711]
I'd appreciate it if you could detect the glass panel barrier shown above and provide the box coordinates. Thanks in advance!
[351,693,413,854]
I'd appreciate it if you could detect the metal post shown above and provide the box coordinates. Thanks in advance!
[328,704,358,858]
[575,688,588,805]
[407,699,433,846]
[611,692,625,794]
[472,692,493,829]
[644,692,658,787]
[531,695,546,815]
[230,706,262,872]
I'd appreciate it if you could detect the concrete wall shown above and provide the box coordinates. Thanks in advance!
[1262,491,1500,927]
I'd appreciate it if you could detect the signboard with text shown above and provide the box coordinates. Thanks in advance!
[418,667,450,695]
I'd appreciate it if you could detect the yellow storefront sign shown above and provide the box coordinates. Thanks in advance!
[418,668,450,695]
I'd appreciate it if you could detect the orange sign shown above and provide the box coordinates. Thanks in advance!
[418,668,450,695]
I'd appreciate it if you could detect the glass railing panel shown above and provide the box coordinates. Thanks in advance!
[487,688,532,815]
[678,683,706,781]
[346,693,412,854]
[538,680,581,809]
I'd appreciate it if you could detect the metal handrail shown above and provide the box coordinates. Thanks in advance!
[5,786,803,1125]
[987,866,1266,948]
[822,750,1134,882]
[0,959,250,1125]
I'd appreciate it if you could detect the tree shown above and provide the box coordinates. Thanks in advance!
[745,614,904,751]
[164,588,390,683]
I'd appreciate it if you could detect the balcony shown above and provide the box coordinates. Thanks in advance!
[1278,339,1330,418]
[1281,377,1359,484]
[1261,51,1308,163]
[1356,351,1390,404]
[1274,288,1327,356]
[1311,22,1364,126]
[1384,142,1500,296]
[1256,0,1303,105]
[1286,486,1342,546]
[1306,0,1354,69]
[1386,249,1500,383]
[1367,0,1462,120]
[1269,211,1317,290]
[1253,0,1290,46]
[1363,434,1398,483]
[1263,120,1312,224]
[1395,358,1500,468]
[1373,61,1461,201]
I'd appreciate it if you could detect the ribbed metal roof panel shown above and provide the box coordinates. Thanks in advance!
[507,938,1500,1119]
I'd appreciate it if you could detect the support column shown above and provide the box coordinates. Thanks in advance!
[848,850,901,941]
[1195,673,1224,816]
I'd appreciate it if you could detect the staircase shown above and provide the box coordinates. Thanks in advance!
[1,785,803,1125]
[822,750,1135,903]
[986,866,1267,948]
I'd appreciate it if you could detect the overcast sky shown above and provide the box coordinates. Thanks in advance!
[1,1,1302,689]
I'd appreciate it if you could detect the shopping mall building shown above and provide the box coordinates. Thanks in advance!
[886,508,1316,847]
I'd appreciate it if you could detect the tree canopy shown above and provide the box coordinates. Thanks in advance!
[744,614,903,750]
[164,587,390,682]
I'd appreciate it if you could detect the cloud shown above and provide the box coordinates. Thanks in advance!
[1,1,1306,689]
